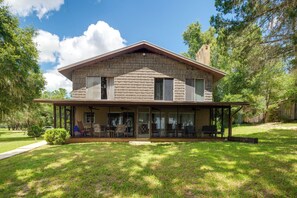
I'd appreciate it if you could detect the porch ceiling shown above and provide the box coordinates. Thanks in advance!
[34,99,249,107]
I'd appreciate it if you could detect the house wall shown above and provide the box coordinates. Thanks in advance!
[72,52,213,101]
[196,108,210,134]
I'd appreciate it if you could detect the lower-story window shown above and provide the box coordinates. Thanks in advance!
[84,112,95,123]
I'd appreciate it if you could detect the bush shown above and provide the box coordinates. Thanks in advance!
[44,128,70,145]
[27,125,43,138]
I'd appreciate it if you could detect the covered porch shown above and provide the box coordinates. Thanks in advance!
[35,99,248,140]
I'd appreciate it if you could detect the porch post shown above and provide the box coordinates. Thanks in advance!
[149,107,152,138]
[53,104,56,128]
[136,107,139,138]
[228,106,232,137]
[221,107,224,134]
[209,107,213,125]
[194,106,197,138]
[69,106,73,136]
[64,106,67,129]
[214,108,217,127]
[59,106,62,128]
[177,106,179,137]
[72,106,76,131]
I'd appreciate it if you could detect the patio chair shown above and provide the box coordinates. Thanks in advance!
[185,125,196,137]
[176,124,184,137]
[77,121,92,136]
[139,124,149,134]
[166,124,175,137]
[201,125,217,137]
[115,124,127,137]
[217,128,225,137]
[151,123,159,137]
[93,124,109,137]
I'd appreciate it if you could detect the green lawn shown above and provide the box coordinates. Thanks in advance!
[0,124,296,197]
[0,129,43,153]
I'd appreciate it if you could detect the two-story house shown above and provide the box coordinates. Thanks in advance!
[35,41,248,140]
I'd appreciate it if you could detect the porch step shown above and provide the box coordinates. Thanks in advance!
[129,141,152,145]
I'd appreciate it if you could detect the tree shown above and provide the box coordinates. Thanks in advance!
[0,1,45,115]
[4,88,68,130]
[182,21,289,122]
[211,0,297,69]
[41,88,68,99]
[211,0,297,119]
[40,88,68,126]
[182,22,216,59]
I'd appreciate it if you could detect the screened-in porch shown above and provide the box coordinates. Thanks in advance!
[48,101,244,139]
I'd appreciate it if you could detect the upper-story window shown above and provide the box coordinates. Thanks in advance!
[154,78,173,101]
[185,79,204,101]
[86,77,114,100]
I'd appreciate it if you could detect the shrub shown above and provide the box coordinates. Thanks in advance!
[27,125,43,138]
[44,128,70,145]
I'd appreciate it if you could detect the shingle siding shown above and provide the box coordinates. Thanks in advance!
[72,52,213,101]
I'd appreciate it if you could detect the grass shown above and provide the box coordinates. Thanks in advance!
[0,124,296,197]
[0,129,43,153]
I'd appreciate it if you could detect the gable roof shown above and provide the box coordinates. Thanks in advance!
[58,41,226,81]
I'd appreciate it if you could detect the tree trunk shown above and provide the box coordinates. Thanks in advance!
[263,89,271,123]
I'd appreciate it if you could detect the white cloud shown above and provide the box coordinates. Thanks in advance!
[43,70,72,93]
[34,21,126,93]
[3,0,64,19]
[58,21,126,67]
[33,30,60,63]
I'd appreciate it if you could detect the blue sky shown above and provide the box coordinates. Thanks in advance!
[5,0,216,91]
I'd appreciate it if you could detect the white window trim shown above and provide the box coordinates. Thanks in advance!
[84,112,95,124]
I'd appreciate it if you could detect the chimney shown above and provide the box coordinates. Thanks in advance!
[195,44,210,65]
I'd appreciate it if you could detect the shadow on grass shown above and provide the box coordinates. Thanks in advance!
[0,132,42,143]
[0,137,38,142]
[0,129,296,197]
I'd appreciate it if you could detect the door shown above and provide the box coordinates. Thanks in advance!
[137,107,150,138]
[123,112,134,137]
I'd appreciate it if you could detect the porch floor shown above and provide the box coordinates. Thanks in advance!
[67,137,226,143]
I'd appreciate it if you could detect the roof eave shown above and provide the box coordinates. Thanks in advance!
[34,99,249,107]
[58,41,226,81]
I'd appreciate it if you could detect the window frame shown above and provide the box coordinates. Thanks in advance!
[86,76,114,100]
[86,76,101,99]
[195,78,205,101]
[84,112,95,124]
[154,78,173,101]
[185,78,205,101]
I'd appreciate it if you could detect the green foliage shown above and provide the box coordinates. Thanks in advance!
[3,88,68,130]
[0,2,45,115]
[182,21,291,122]
[27,125,43,138]
[44,128,70,145]
[41,88,69,100]
[211,0,297,73]
[40,88,68,126]
[183,22,216,59]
